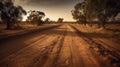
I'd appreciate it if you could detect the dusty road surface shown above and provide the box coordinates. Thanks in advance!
[0,24,120,67]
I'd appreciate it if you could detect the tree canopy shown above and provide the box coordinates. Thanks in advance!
[0,0,26,29]
[72,0,120,28]
[44,18,50,23]
[27,10,45,25]
[57,18,64,23]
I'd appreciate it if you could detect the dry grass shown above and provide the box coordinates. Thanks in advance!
[0,23,44,39]
[73,23,120,38]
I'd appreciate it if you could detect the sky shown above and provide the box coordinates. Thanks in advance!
[14,0,84,21]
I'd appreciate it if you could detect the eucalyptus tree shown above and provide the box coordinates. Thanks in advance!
[57,18,64,23]
[0,0,26,29]
[27,10,45,25]
[73,0,120,28]
[44,18,50,23]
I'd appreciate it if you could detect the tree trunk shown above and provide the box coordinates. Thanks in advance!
[101,21,106,29]
[89,21,93,27]
[97,22,101,28]
[98,15,106,29]
[84,20,87,26]
[6,21,11,30]
[101,18,106,29]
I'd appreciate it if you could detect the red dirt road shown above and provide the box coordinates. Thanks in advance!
[0,24,120,67]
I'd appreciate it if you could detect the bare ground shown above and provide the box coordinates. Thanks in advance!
[0,23,120,67]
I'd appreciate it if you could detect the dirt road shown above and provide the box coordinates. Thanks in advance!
[0,24,120,67]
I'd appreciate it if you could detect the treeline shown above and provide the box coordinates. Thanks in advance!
[0,0,64,30]
[72,0,120,28]
[26,10,64,25]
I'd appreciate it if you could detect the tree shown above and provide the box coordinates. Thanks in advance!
[0,0,26,29]
[44,18,50,23]
[57,18,64,23]
[27,10,45,25]
[71,2,87,25]
[73,0,120,28]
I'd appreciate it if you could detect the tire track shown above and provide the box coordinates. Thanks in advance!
[0,33,58,67]
[0,34,47,61]
[51,25,73,67]
[0,25,62,61]
[28,25,67,67]
[52,25,67,67]
[68,25,84,67]
[70,24,120,67]
[0,25,64,67]
[29,35,61,67]
[70,29,102,67]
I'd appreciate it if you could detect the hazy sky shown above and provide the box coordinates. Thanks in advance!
[14,0,83,21]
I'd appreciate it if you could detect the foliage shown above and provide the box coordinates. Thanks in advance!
[27,10,45,25]
[72,0,120,28]
[0,0,26,29]
[57,18,64,23]
[44,18,50,23]
[71,2,87,25]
